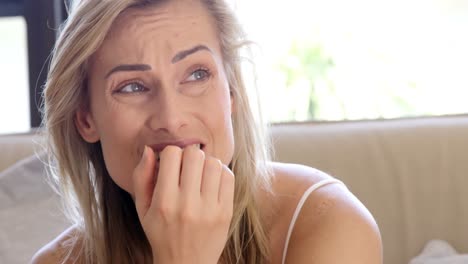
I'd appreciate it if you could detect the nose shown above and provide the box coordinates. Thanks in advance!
[146,90,187,134]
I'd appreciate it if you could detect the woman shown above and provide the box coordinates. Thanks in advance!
[32,0,382,263]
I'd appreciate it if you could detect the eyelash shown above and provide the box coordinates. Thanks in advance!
[114,80,148,94]
[184,67,212,83]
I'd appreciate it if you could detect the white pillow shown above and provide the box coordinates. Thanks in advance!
[0,153,69,264]
[409,240,468,264]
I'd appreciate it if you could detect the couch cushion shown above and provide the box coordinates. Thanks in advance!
[0,152,69,264]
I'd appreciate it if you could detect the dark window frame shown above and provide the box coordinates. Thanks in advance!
[0,0,66,128]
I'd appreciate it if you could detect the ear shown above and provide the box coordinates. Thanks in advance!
[75,108,100,143]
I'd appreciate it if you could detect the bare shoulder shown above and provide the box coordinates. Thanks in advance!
[31,225,83,264]
[268,162,383,264]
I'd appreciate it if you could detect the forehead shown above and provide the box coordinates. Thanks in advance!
[93,0,221,66]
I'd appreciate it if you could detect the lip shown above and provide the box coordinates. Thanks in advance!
[149,139,205,153]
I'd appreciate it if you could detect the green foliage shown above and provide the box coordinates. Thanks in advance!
[276,39,334,119]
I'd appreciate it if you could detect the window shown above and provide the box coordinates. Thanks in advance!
[234,0,468,122]
[0,16,30,134]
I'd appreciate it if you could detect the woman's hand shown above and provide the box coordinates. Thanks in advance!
[132,145,235,264]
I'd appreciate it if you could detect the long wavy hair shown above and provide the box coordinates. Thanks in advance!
[43,0,272,263]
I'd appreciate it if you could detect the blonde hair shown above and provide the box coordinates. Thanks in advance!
[43,0,272,263]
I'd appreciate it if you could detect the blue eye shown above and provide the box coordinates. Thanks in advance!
[186,68,210,82]
[117,82,148,94]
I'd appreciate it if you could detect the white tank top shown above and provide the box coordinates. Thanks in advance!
[281,179,345,264]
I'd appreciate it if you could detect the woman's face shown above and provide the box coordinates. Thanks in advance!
[77,0,235,194]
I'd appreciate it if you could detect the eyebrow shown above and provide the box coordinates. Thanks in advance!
[105,64,152,79]
[104,45,211,79]
[171,44,212,64]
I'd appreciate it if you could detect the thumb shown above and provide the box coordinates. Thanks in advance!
[132,145,156,219]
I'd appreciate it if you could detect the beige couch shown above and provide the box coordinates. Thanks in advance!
[1,115,468,264]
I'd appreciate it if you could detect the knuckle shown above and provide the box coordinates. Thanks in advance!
[201,212,215,225]
[202,210,225,226]
[155,202,173,221]
[179,208,197,224]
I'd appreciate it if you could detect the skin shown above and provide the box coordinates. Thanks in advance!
[80,1,235,195]
[31,0,383,263]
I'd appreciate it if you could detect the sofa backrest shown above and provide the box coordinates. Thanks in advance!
[2,115,468,264]
[0,132,44,172]
[271,115,468,264]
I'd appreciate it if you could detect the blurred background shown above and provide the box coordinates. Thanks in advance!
[1,0,468,134]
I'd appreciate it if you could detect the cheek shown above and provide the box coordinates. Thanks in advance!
[211,89,235,165]
[95,103,146,194]
[222,113,235,165]
[100,130,138,193]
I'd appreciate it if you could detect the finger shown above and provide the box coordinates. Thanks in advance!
[180,145,205,196]
[153,145,183,202]
[201,157,223,202]
[219,165,235,209]
[132,145,156,219]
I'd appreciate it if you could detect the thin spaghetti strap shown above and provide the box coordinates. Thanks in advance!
[281,178,345,264]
